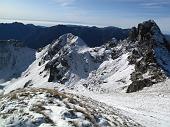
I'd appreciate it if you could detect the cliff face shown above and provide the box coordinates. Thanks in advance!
[0,40,17,69]
[0,40,35,82]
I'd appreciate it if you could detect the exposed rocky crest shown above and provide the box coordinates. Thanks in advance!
[127,20,169,93]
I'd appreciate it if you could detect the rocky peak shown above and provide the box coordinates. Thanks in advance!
[52,33,86,48]
[45,33,86,60]
[129,20,162,42]
[38,33,114,85]
[39,34,98,84]
[127,20,169,93]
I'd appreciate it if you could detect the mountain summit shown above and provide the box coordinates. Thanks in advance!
[127,20,170,92]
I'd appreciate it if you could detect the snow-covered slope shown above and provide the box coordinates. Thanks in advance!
[0,88,142,127]
[1,21,170,94]
[1,33,134,94]
[73,79,170,127]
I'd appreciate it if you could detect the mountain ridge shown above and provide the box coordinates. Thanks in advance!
[1,20,169,93]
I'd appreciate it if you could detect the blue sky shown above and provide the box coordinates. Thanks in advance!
[0,0,170,33]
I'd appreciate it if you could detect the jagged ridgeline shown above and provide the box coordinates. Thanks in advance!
[127,20,170,92]
[40,20,170,93]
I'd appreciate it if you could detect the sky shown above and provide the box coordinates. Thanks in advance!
[0,0,170,33]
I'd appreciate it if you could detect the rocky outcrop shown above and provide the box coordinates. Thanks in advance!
[127,79,153,93]
[127,20,168,93]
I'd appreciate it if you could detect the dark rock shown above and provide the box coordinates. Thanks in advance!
[128,55,136,65]
[60,58,69,67]
[130,72,143,82]
[111,50,118,60]
[128,27,138,41]
[24,80,32,88]
[48,72,55,82]
[127,79,153,93]
[128,49,141,64]
[135,59,147,73]
[138,20,155,41]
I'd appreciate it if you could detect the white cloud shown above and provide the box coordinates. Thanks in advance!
[140,1,169,9]
[52,0,76,6]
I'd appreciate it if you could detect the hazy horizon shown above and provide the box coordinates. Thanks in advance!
[0,0,170,34]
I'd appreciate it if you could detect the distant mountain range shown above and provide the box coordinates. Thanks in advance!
[0,22,129,49]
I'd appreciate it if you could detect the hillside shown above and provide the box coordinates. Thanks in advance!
[0,88,142,127]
